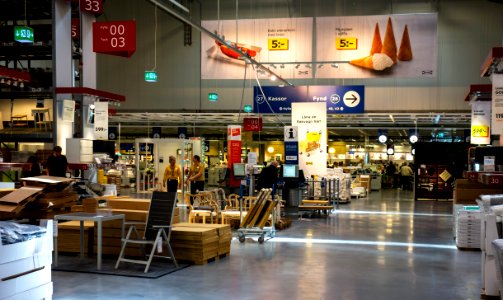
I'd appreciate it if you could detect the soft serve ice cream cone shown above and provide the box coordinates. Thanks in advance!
[350,53,394,71]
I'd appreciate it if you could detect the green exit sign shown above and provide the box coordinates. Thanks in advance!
[208,92,218,102]
[144,71,158,82]
[14,26,34,43]
[243,105,253,113]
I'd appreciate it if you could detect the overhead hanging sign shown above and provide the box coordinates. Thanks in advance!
[94,102,109,140]
[471,101,491,145]
[93,20,136,57]
[292,103,327,177]
[254,85,364,114]
[491,74,503,135]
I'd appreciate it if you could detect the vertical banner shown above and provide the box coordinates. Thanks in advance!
[284,126,299,165]
[292,103,327,177]
[227,125,242,187]
[94,101,108,140]
[62,99,75,122]
[492,74,503,135]
[471,101,491,145]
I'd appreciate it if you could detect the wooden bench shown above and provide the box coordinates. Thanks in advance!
[298,199,334,215]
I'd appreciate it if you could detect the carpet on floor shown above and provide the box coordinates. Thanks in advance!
[52,255,190,279]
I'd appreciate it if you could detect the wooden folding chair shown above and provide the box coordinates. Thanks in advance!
[115,191,178,273]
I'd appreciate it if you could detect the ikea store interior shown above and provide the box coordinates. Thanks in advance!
[0,0,503,299]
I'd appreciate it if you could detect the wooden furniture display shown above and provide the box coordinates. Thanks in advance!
[31,108,51,130]
[10,114,28,127]
[186,191,220,224]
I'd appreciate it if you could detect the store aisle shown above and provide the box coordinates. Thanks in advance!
[52,190,480,300]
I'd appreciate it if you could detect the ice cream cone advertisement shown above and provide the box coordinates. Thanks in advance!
[316,13,437,78]
[292,102,327,178]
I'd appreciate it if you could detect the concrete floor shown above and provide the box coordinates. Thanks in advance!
[52,189,481,300]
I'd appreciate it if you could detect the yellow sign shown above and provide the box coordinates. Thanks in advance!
[268,38,289,50]
[336,37,358,50]
[472,125,489,137]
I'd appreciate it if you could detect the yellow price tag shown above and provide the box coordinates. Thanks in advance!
[268,38,289,50]
[336,37,358,50]
[472,125,489,137]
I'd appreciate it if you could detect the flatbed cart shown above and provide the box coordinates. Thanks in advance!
[237,188,278,244]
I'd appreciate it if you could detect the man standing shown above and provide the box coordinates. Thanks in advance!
[186,155,205,194]
[46,146,68,177]
[400,162,414,190]
[259,160,279,190]
[163,156,182,192]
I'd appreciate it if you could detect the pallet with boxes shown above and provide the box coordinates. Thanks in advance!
[171,223,232,265]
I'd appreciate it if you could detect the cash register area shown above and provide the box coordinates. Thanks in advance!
[52,189,480,300]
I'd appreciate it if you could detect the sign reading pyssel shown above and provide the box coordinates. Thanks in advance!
[93,20,136,57]
[253,85,364,114]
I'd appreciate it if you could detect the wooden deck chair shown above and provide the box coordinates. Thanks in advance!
[115,191,178,273]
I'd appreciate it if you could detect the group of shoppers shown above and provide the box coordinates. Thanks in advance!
[162,154,205,194]
[385,162,414,190]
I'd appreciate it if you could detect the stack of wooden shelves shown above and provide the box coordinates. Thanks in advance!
[171,223,231,264]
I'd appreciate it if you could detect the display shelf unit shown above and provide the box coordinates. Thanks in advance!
[415,164,453,200]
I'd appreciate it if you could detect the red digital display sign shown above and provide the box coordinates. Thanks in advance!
[71,18,80,41]
[80,0,104,15]
[243,117,262,132]
[93,20,136,58]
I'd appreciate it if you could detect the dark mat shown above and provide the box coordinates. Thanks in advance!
[52,255,190,279]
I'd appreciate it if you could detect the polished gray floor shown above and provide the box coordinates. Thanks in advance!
[52,189,481,300]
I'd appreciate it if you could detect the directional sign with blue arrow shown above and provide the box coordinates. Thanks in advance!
[254,85,364,114]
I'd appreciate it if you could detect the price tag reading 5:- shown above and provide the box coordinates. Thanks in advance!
[336,37,358,50]
[268,38,289,51]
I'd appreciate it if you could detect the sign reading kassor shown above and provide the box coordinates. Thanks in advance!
[93,20,136,58]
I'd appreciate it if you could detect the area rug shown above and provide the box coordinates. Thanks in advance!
[52,255,191,279]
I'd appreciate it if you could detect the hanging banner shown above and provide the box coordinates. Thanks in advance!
[492,74,503,135]
[62,99,75,122]
[227,125,242,187]
[284,126,299,165]
[316,13,437,78]
[201,18,313,80]
[94,102,109,140]
[292,103,327,177]
[471,101,491,145]
[227,125,242,141]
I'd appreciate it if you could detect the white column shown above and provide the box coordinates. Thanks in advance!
[81,12,97,139]
[53,0,73,153]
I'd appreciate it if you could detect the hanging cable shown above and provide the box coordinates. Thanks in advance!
[153,5,158,70]
[237,62,248,122]
[251,64,285,127]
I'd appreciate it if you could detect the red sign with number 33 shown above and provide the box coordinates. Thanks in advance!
[93,20,136,58]
[80,0,103,15]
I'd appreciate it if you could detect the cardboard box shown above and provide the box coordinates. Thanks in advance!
[454,179,503,205]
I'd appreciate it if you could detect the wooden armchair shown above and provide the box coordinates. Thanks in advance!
[187,191,220,224]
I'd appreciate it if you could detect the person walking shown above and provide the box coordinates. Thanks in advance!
[258,160,279,191]
[186,155,205,195]
[163,156,182,192]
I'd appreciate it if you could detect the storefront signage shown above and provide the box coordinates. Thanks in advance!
[471,101,491,145]
[227,125,242,141]
[254,85,364,114]
[243,117,262,132]
[492,75,503,134]
[292,103,327,177]
[93,20,136,57]
[80,0,104,15]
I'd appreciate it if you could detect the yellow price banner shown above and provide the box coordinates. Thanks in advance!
[336,37,358,50]
[472,125,489,137]
[268,38,289,51]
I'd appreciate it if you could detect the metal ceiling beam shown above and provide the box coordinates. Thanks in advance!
[145,0,293,87]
